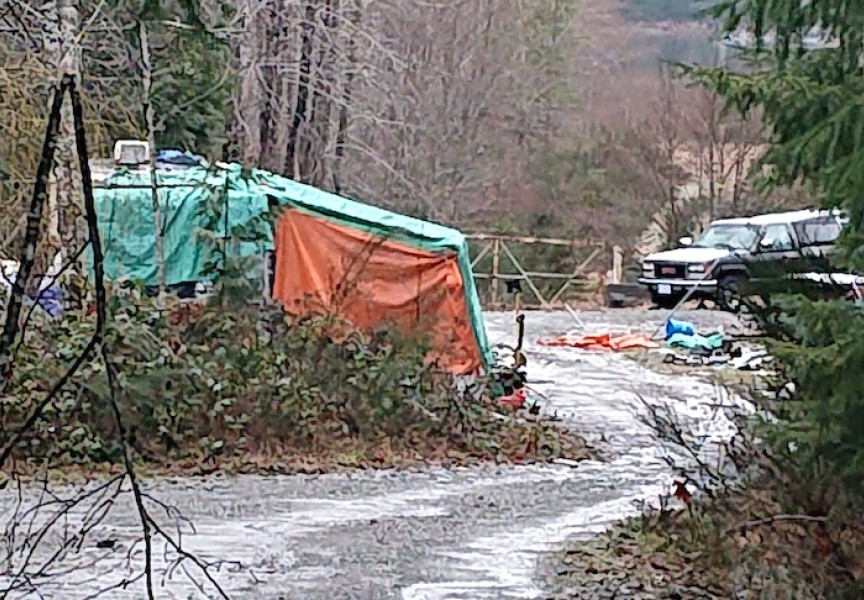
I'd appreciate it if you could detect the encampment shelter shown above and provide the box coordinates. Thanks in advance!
[93,163,491,375]
[93,165,273,288]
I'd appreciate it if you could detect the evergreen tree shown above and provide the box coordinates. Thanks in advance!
[91,0,235,157]
[688,1,864,492]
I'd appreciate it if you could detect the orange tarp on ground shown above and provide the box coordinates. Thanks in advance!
[538,332,659,351]
[272,208,483,374]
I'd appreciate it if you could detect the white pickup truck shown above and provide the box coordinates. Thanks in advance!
[638,209,845,310]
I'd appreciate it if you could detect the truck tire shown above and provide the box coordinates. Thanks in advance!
[717,275,743,313]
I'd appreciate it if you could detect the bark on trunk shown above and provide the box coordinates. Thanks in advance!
[237,0,264,165]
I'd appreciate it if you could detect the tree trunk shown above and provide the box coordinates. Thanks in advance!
[237,0,263,165]
[139,22,165,291]
[332,0,361,194]
[54,0,83,256]
[285,1,318,178]
[306,0,340,187]
[36,0,82,299]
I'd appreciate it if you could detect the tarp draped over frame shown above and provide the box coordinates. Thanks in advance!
[91,163,492,374]
[274,209,483,374]
[92,167,272,285]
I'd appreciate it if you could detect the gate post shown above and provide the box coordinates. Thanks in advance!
[612,245,623,284]
[491,238,500,308]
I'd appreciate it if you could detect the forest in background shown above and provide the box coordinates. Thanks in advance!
[0,0,809,260]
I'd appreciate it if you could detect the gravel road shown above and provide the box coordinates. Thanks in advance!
[0,308,744,600]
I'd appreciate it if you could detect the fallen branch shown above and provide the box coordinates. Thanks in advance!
[732,513,828,533]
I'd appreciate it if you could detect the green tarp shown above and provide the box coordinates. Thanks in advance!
[93,163,492,370]
[667,332,726,351]
[93,167,272,285]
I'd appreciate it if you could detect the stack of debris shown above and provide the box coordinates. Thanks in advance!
[660,318,769,371]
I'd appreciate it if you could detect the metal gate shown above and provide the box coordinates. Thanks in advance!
[467,234,606,309]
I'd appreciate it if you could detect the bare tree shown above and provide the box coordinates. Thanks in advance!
[345,0,581,224]
[223,0,581,227]
[684,89,764,223]
[617,67,694,248]
[46,0,85,266]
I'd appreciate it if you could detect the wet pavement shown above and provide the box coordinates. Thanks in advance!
[0,309,745,600]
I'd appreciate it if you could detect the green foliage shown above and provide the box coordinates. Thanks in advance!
[0,291,584,470]
[194,169,276,302]
[78,0,235,158]
[689,0,864,505]
[149,28,233,154]
[754,296,864,493]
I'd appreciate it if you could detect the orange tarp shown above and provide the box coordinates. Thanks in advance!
[272,208,483,374]
[537,333,659,351]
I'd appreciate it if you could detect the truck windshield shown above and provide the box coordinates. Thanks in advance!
[694,224,758,250]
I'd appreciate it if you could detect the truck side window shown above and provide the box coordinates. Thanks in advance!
[760,224,794,251]
[794,218,842,246]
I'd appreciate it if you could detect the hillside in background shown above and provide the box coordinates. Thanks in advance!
[543,0,804,256]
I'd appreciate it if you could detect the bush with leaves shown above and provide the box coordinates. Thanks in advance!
[0,285,588,475]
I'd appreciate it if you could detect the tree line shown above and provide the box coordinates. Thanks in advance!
[0,0,805,261]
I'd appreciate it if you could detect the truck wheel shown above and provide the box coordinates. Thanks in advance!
[717,275,743,312]
[651,291,684,310]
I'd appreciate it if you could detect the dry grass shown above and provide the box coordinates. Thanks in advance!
[546,480,864,599]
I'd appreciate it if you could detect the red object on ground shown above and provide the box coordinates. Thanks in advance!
[498,388,527,409]
[673,480,692,504]
[537,332,659,352]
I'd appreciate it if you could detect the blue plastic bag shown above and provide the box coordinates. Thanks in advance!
[34,286,64,317]
[665,318,695,339]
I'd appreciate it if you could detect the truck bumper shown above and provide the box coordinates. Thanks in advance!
[637,277,719,297]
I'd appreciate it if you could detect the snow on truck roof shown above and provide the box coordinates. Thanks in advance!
[711,208,842,227]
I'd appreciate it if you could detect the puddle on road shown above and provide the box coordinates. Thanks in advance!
[404,484,662,600]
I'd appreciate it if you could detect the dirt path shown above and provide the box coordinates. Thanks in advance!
[0,309,742,600]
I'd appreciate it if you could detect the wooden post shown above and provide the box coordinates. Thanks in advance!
[612,245,623,284]
[491,238,500,308]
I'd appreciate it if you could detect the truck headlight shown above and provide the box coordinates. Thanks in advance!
[641,262,654,273]
[687,263,710,278]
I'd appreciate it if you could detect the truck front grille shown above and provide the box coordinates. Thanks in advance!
[654,263,686,278]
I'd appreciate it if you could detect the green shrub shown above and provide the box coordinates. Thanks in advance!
[0,288,587,472]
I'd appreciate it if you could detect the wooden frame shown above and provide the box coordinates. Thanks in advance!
[467,234,606,309]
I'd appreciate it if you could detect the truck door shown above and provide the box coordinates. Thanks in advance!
[752,223,801,278]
